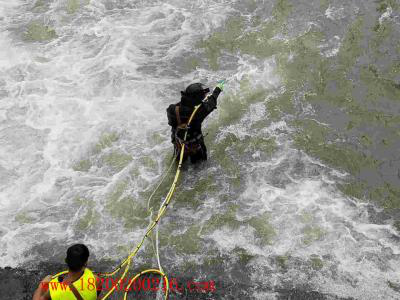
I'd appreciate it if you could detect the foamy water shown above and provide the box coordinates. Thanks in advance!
[1,1,399,299]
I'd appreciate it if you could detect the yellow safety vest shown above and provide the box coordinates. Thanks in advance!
[49,268,97,300]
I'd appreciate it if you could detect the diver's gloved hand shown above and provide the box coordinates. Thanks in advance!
[216,79,225,91]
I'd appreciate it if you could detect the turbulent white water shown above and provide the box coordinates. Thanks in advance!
[0,0,228,264]
[1,1,400,299]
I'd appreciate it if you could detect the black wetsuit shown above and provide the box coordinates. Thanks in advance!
[166,87,222,163]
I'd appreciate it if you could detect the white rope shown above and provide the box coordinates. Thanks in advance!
[145,154,177,299]
[147,155,177,210]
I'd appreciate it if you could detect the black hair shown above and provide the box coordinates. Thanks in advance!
[65,244,89,272]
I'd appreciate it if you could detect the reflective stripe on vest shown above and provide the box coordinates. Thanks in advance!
[49,268,97,300]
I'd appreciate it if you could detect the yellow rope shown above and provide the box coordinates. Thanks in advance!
[52,105,202,300]
[123,269,169,300]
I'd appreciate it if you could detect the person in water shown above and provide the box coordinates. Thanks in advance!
[166,80,225,163]
[33,244,100,300]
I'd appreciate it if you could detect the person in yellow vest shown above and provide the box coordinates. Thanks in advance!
[33,244,100,300]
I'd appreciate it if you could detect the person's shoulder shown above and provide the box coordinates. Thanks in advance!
[166,103,179,113]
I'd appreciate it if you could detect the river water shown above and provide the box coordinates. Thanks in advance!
[1,0,400,299]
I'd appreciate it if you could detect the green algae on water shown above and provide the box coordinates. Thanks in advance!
[394,221,400,233]
[73,159,91,172]
[169,226,201,255]
[201,207,275,245]
[15,212,35,224]
[141,156,158,170]
[106,179,128,204]
[197,0,294,69]
[248,213,276,245]
[73,198,100,231]
[67,0,91,14]
[299,211,325,245]
[174,175,219,209]
[148,132,164,146]
[198,2,397,216]
[76,208,100,231]
[217,86,268,130]
[276,255,289,269]
[235,136,277,157]
[106,195,148,230]
[293,119,378,175]
[309,254,324,270]
[72,131,121,172]
[338,180,368,200]
[101,151,132,172]
[376,0,399,13]
[299,211,314,224]
[360,64,400,103]
[264,91,295,121]
[369,183,400,210]
[67,0,80,14]
[320,0,330,11]
[339,179,400,211]
[197,16,245,70]
[337,17,364,71]
[25,21,57,42]
[94,131,119,153]
[201,204,241,234]
[272,0,293,24]
[183,57,200,72]
[232,247,255,265]
[302,225,325,245]
[33,0,50,12]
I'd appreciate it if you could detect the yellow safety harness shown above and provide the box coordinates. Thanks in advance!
[52,104,202,300]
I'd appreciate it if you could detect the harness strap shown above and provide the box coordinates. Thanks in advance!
[174,104,202,156]
[175,105,182,126]
[58,272,85,300]
[69,283,84,300]
[182,133,203,144]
